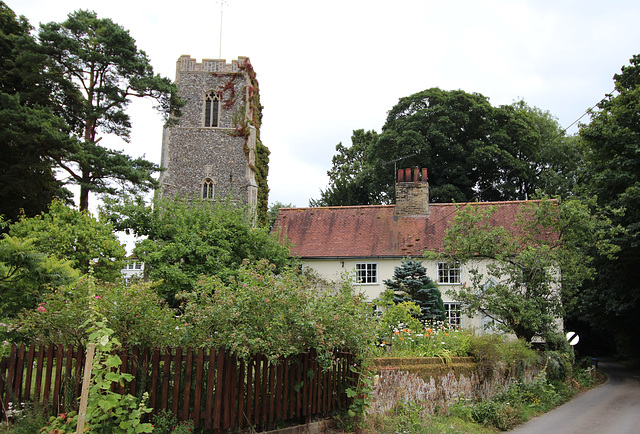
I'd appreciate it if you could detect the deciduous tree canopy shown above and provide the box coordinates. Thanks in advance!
[577,53,640,355]
[9,200,126,281]
[312,89,580,206]
[0,230,78,318]
[102,196,296,307]
[439,199,603,342]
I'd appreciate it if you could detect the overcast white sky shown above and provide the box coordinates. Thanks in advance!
[9,0,640,208]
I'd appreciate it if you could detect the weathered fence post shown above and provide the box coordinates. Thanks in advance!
[76,343,96,434]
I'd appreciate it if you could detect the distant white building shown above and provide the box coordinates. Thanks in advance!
[121,258,144,282]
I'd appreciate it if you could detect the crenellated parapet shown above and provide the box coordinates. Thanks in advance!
[175,55,248,80]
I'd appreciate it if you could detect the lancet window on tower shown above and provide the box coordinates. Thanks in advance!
[204,91,220,127]
[202,178,215,199]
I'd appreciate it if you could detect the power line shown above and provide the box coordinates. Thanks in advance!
[414,65,640,245]
[559,62,640,136]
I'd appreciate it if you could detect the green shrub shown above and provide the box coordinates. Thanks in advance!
[16,276,181,348]
[121,197,295,308]
[470,334,538,381]
[3,403,50,434]
[542,330,573,353]
[179,260,374,367]
[549,379,575,402]
[572,368,595,388]
[469,334,504,380]
[545,350,573,382]
[468,369,573,430]
[516,372,561,411]
[472,399,522,430]
[448,400,474,422]
[151,410,194,434]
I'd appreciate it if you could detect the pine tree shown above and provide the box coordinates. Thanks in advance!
[37,10,182,211]
[384,258,445,323]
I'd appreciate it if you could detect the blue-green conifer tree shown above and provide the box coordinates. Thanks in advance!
[384,258,445,323]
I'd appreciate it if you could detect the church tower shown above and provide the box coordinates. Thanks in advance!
[159,55,269,223]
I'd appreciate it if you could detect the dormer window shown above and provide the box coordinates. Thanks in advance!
[204,91,220,127]
[202,178,214,199]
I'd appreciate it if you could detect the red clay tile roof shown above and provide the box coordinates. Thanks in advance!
[273,201,551,258]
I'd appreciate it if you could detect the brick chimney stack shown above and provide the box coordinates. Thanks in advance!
[395,167,429,217]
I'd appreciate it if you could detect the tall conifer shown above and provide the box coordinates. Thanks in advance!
[384,258,445,323]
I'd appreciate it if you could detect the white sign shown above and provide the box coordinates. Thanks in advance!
[566,331,579,346]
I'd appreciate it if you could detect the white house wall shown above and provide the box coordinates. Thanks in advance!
[302,257,562,335]
[301,257,482,330]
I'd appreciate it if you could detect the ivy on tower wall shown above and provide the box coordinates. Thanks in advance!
[240,60,270,226]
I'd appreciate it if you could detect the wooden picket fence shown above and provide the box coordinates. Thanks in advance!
[0,344,357,431]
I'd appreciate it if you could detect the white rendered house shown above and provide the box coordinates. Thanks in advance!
[274,167,559,331]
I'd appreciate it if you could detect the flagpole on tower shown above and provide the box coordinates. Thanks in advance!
[219,0,227,59]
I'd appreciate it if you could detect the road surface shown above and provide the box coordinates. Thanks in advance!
[509,359,640,433]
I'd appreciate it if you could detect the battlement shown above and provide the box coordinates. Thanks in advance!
[176,55,249,77]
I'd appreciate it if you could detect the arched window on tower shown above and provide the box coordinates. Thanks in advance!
[202,178,215,199]
[204,91,220,127]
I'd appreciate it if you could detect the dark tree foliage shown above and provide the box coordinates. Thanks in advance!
[384,258,445,323]
[0,5,182,215]
[310,129,380,206]
[0,93,72,221]
[372,89,580,203]
[578,53,640,356]
[0,3,72,221]
[372,88,494,203]
[312,89,580,206]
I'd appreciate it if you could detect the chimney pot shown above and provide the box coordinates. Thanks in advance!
[395,167,430,217]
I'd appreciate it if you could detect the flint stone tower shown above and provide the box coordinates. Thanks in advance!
[159,55,269,222]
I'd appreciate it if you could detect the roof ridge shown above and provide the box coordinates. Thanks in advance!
[279,204,394,211]
[430,199,551,206]
[280,199,550,212]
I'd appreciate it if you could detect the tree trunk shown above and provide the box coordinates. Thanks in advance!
[79,186,89,211]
